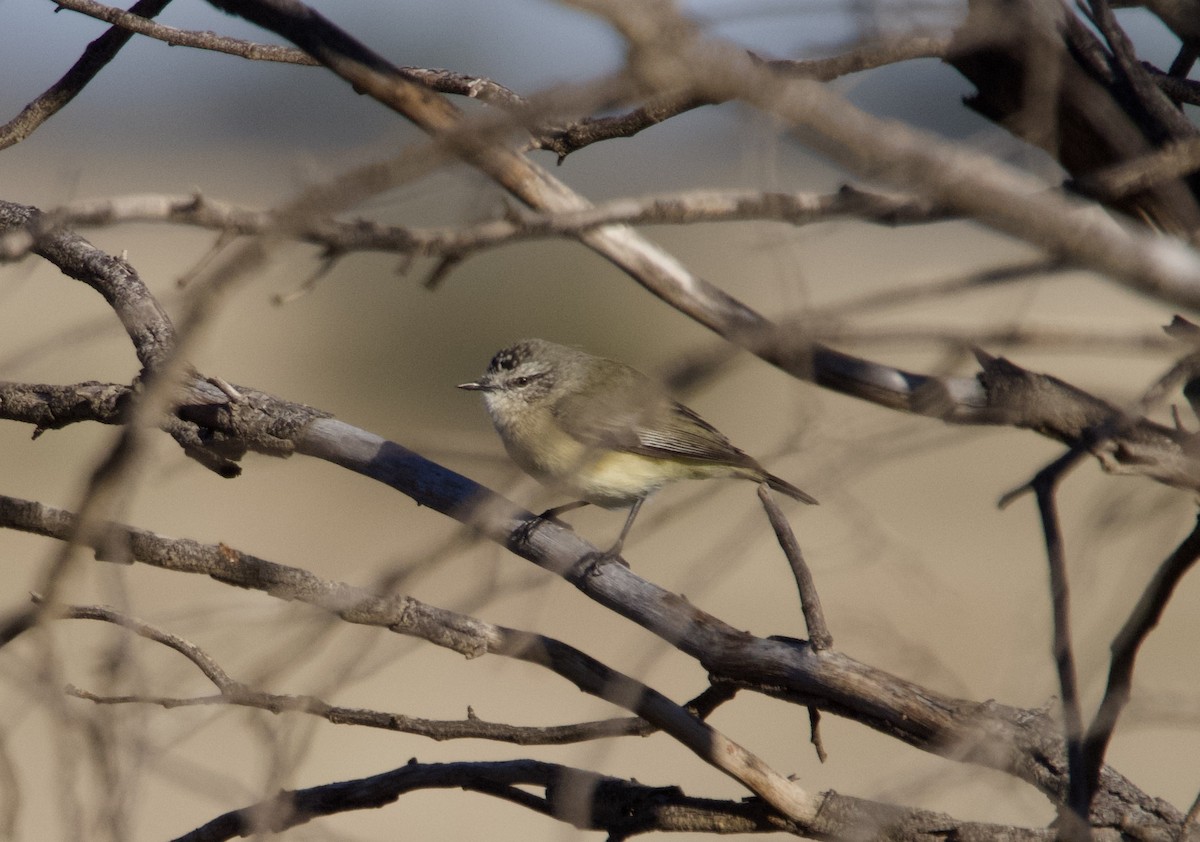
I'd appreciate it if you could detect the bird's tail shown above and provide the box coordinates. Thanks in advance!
[765,473,818,505]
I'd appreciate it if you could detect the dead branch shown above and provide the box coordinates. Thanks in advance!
[1082,515,1200,807]
[10,498,820,824]
[1,186,946,264]
[170,757,1059,842]
[0,483,1183,838]
[0,0,173,151]
[757,484,832,651]
[53,0,317,64]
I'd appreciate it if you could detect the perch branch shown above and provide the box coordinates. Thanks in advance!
[10,500,819,825]
[0,483,1183,838]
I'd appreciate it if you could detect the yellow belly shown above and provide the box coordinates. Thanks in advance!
[524,442,737,508]
[492,405,741,508]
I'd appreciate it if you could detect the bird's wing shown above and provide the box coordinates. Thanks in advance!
[551,363,655,452]
[633,400,757,466]
[554,368,755,468]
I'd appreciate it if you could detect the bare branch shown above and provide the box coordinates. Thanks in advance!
[7,189,1199,495]
[952,0,1200,234]
[4,0,1200,835]
[1028,460,1090,837]
[0,202,176,374]
[51,0,533,111]
[1081,515,1200,805]
[170,757,1060,842]
[770,33,958,79]
[51,600,689,744]
[0,381,129,435]
[0,471,1182,838]
[3,186,944,265]
[975,350,1200,490]
[0,0,173,150]
[1084,138,1200,200]
[1181,792,1200,842]
[544,32,956,159]
[757,484,832,651]
[1148,68,1200,108]
[1087,0,1196,144]
[196,0,1200,422]
[70,681,659,743]
[52,0,317,64]
[10,499,819,824]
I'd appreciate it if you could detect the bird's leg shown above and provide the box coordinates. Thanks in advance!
[596,497,643,567]
[540,500,591,523]
[513,500,591,548]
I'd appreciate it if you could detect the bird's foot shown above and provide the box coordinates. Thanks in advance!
[577,544,631,577]
[511,507,576,548]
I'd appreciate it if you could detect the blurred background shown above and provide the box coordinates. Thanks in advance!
[1,0,1198,838]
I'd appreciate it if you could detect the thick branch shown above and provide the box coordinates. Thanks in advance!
[0,468,1182,839]
[171,758,1058,842]
[8,497,818,824]
[0,201,176,374]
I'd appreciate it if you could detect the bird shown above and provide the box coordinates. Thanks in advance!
[459,338,816,558]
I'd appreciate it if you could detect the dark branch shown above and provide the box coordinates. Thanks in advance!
[542,33,956,160]
[171,758,1059,842]
[757,484,832,650]
[7,496,818,821]
[0,0,173,150]
[0,483,1185,838]
[1081,515,1200,806]
[0,201,176,374]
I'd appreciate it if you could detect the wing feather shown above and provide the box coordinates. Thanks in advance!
[552,363,756,469]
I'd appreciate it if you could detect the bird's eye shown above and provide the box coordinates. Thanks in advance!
[512,376,531,387]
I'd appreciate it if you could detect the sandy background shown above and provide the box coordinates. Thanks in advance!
[1,1,1198,839]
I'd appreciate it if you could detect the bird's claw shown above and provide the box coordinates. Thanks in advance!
[578,548,630,577]
[512,509,574,548]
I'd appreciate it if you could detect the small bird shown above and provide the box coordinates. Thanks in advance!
[459,339,816,557]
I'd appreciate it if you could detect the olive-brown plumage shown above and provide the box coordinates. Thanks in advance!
[460,339,816,556]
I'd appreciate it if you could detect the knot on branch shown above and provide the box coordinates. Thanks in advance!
[975,351,1117,441]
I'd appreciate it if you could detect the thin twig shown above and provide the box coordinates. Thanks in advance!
[53,0,317,64]
[1080,515,1200,805]
[544,32,955,159]
[807,706,828,763]
[0,186,945,263]
[0,0,173,150]
[50,597,747,745]
[52,0,534,112]
[757,484,832,650]
[1029,463,1090,840]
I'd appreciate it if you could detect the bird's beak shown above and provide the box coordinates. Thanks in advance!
[457,379,490,391]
